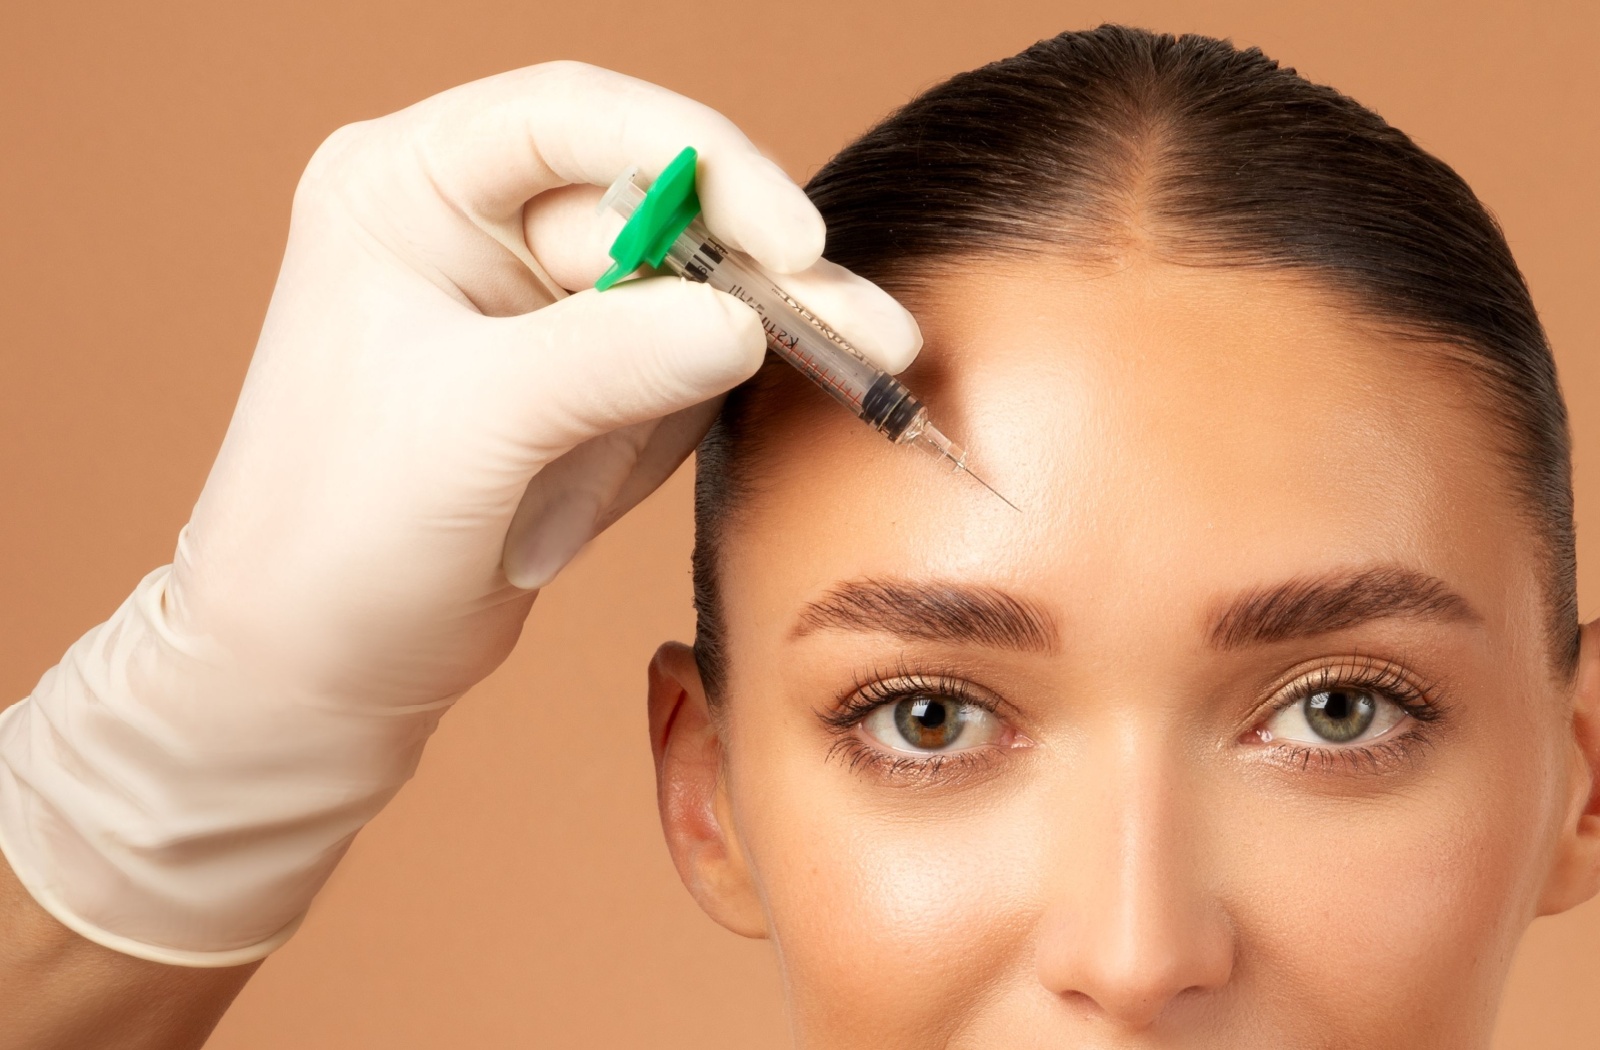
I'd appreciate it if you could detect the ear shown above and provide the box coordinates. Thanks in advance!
[647,641,766,938]
[1539,620,1600,916]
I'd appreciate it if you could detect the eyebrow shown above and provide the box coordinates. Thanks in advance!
[791,578,1058,653]
[1206,566,1481,650]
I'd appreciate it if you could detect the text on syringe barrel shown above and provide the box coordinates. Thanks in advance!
[663,227,926,443]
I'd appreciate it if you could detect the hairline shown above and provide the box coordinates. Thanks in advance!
[692,248,1580,701]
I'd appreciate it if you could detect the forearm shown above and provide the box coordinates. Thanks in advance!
[0,847,258,1050]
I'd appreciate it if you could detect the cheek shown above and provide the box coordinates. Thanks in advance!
[725,747,1045,1044]
[1228,735,1562,1033]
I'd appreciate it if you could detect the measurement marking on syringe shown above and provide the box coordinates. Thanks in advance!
[597,161,1020,512]
[788,346,864,405]
[686,240,726,283]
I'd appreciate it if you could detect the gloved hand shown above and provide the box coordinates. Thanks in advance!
[0,62,920,966]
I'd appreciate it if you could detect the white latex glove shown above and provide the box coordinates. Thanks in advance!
[0,62,920,966]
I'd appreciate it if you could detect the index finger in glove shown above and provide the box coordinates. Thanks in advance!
[524,186,924,375]
[390,61,826,274]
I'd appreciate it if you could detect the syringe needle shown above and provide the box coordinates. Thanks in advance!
[913,421,1021,512]
[601,155,1014,512]
[961,465,1022,512]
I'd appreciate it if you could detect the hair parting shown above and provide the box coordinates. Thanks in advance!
[691,25,1577,700]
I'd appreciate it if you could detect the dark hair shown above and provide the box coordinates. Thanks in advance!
[691,25,1578,698]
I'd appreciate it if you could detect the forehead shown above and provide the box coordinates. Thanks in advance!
[717,258,1535,655]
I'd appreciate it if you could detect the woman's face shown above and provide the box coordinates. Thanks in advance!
[649,258,1600,1049]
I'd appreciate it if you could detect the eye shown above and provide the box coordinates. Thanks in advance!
[861,692,1005,755]
[821,672,1026,785]
[1262,684,1407,746]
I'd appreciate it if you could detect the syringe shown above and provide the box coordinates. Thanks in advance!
[594,148,1017,512]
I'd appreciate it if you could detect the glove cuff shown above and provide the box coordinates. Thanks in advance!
[0,772,304,966]
[0,566,445,966]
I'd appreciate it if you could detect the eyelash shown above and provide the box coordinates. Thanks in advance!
[821,666,1009,786]
[822,654,1449,785]
[1250,654,1447,775]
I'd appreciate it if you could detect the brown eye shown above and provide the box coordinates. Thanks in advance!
[894,696,963,749]
[862,692,1002,754]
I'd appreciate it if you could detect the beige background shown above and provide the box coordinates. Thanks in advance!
[2,1,1595,1046]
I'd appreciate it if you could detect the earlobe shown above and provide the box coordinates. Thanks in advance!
[646,642,767,938]
[1538,620,1600,916]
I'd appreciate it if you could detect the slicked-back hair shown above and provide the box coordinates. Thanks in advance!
[691,25,1578,699]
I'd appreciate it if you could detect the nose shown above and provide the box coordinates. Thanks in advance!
[1034,735,1235,1029]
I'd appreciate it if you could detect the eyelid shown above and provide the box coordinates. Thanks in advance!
[1246,653,1443,729]
[819,665,1010,733]
[1237,654,1452,777]
[819,668,1022,787]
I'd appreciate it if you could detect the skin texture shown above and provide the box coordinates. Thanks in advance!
[649,257,1600,1049]
[0,855,257,1049]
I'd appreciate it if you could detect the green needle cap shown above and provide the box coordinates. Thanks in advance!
[595,146,702,291]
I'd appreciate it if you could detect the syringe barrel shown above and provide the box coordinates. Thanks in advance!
[600,174,928,444]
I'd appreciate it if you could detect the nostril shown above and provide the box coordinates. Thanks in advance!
[1037,910,1236,1030]
[1051,970,1214,1029]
